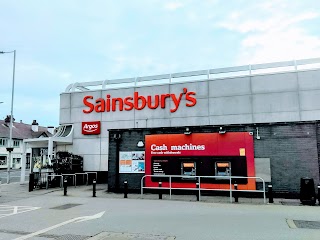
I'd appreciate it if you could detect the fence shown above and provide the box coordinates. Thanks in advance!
[141,175,266,204]
[31,172,98,190]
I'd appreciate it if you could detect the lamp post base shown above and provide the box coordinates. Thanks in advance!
[6,147,13,184]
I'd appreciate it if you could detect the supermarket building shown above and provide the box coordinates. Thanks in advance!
[22,58,320,195]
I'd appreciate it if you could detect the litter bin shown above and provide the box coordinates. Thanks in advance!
[300,177,316,205]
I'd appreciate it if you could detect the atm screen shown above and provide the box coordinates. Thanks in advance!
[215,162,231,177]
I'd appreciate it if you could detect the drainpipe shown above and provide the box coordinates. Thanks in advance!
[114,133,122,192]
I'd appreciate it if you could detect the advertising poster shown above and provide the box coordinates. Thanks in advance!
[119,151,145,173]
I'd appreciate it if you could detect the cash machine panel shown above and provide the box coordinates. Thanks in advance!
[215,162,231,177]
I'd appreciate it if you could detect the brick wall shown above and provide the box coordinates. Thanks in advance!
[108,123,320,194]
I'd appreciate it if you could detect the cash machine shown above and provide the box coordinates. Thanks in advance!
[215,162,231,177]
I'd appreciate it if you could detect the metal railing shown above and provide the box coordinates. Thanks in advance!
[141,175,266,204]
[75,173,88,185]
[86,172,98,184]
[65,57,320,92]
[46,174,63,189]
[44,172,98,189]
[62,174,76,186]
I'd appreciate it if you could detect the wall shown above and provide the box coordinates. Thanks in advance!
[60,68,320,171]
[108,123,320,194]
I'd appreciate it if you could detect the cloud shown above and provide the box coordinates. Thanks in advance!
[216,2,320,64]
[164,2,184,11]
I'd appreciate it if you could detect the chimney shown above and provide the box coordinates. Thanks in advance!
[31,120,39,132]
[47,126,55,134]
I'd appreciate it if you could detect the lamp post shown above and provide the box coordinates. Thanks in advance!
[0,50,16,184]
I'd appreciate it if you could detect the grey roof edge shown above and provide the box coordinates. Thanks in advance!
[64,57,320,92]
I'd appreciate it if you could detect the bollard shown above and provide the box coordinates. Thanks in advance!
[318,184,320,206]
[234,183,238,203]
[159,182,162,199]
[29,173,34,192]
[124,180,128,198]
[63,178,68,196]
[196,182,200,201]
[93,179,96,197]
[268,185,274,203]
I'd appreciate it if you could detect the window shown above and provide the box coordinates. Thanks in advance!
[0,138,7,146]
[13,140,20,147]
[13,158,21,164]
[0,156,7,166]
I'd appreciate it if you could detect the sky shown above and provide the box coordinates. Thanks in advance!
[0,0,320,127]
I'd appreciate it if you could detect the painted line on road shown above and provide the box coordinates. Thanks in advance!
[286,219,297,229]
[13,206,18,214]
[0,205,40,219]
[14,211,105,240]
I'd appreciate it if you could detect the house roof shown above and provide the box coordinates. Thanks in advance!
[0,120,53,140]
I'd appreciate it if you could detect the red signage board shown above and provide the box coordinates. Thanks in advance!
[145,132,255,190]
[82,121,101,135]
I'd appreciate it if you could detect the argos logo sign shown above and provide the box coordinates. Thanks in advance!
[83,88,197,114]
[82,121,101,135]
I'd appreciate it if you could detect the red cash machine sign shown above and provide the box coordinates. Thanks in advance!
[82,121,101,135]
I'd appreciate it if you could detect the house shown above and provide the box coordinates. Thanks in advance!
[0,116,54,169]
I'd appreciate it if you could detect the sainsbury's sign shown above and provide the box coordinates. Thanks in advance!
[82,121,101,135]
[83,88,196,114]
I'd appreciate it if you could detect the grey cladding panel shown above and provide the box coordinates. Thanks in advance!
[134,106,171,120]
[210,114,253,125]
[209,95,252,115]
[71,108,102,123]
[102,88,135,98]
[145,119,171,128]
[105,120,134,129]
[72,138,101,155]
[60,94,71,109]
[170,81,208,98]
[59,108,71,124]
[209,77,251,97]
[253,92,299,113]
[298,70,320,90]
[254,112,300,123]
[171,116,209,127]
[170,99,208,118]
[83,154,101,171]
[101,107,135,121]
[301,110,320,121]
[254,158,271,182]
[251,72,297,93]
[300,90,320,111]
[133,85,170,97]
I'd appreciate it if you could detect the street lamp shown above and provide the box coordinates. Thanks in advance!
[0,50,16,184]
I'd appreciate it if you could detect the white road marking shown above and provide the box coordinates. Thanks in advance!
[286,219,297,229]
[13,206,18,214]
[14,211,105,240]
[0,205,40,219]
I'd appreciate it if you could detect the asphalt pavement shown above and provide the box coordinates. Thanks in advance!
[0,169,29,184]
[0,181,319,240]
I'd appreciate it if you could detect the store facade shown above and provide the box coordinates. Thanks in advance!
[56,58,320,195]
